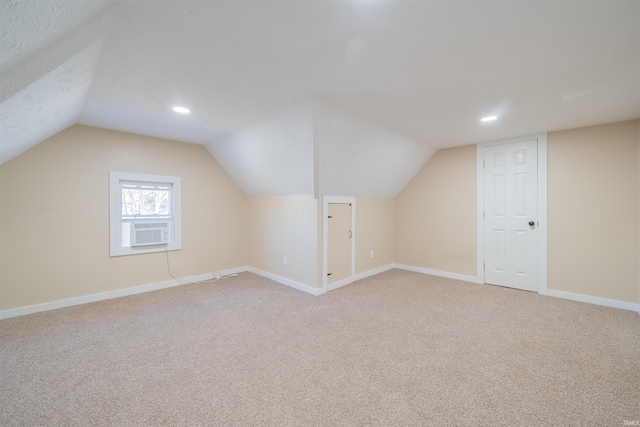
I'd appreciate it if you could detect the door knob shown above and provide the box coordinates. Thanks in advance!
[528,221,535,226]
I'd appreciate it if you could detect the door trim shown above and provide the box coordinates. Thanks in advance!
[476,134,548,295]
[322,196,356,294]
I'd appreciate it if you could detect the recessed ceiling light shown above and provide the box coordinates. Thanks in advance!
[172,106,190,114]
[481,115,498,122]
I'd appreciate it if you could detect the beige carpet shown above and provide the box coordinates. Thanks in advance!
[1,269,639,426]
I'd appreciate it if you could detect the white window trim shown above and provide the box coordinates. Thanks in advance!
[109,171,182,257]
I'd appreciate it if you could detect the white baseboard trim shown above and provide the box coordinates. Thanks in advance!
[355,264,395,281]
[0,306,31,320]
[219,266,249,277]
[393,264,482,284]
[247,267,322,296]
[545,289,640,313]
[327,264,395,292]
[0,266,248,321]
[5,265,636,320]
[393,263,639,313]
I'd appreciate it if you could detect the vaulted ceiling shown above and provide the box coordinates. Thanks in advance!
[2,0,639,196]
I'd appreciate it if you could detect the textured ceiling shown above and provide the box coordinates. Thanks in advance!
[1,0,639,194]
[0,43,101,164]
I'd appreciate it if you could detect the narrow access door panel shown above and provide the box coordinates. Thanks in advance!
[327,203,352,284]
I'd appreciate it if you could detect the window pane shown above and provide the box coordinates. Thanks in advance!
[121,188,171,216]
[111,172,181,256]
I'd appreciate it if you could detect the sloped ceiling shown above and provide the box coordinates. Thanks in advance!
[0,0,120,164]
[318,101,436,198]
[204,100,436,198]
[206,102,315,196]
[1,0,639,196]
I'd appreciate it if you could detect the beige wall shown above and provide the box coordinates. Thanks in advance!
[248,195,319,288]
[394,145,477,276]
[394,121,640,305]
[3,120,639,312]
[0,125,248,311]
[355,198,394,274]
[548,119,639,303]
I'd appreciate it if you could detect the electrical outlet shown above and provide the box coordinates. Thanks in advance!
[370,249,374,258]
[283,256,288,265]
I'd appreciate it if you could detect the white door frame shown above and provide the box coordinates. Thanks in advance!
[476,134,548,295]
[322,196,356,293]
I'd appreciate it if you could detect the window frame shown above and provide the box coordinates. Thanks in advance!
[109,171,182,257]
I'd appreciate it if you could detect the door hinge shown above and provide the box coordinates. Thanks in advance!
[483,211,485,220]
[483,262,485,271]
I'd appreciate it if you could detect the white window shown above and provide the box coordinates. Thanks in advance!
[109,172,182,257]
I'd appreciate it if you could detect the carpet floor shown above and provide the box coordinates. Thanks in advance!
[1,269,639,426]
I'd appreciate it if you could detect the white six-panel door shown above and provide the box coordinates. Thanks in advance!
[484,140,538,292]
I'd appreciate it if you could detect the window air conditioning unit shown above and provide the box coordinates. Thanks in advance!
[131,222,169,247]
